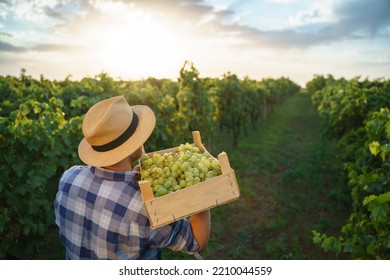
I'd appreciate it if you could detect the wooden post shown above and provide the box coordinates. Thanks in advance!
[138,180,154,202]
[192,131,204,152]
[218,152,231,174]
[140,145,147,161]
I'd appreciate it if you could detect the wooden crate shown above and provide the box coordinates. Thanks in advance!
[138,131,240,229]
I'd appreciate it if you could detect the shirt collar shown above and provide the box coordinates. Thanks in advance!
[90,166,139,182]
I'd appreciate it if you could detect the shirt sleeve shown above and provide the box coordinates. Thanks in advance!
[147,218,200,253]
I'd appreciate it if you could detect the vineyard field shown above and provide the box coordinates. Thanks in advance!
[0,66,298,259]
[1,68,389,259]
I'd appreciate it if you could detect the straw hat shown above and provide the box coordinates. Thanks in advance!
[78,96,156,167]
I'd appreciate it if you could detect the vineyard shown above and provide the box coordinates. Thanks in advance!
[1,63,389,259]
[0,63,298,259]
[308,75,390,259]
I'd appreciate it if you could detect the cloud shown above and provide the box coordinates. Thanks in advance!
[0,31,12,37]
[332,0,390,37]
[0,0,11,6]
[0,40,28,53]
[266,0,297,3]
[237,0,390,49]
[289,6,333,27]
[122,0,235,28]
[121,0,390,49]
[44,6,67,21]
[0,39,83,54]
[31,43,86,52]
[2,0,390,54]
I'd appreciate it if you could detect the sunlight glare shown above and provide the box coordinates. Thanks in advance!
[96,10,185,78]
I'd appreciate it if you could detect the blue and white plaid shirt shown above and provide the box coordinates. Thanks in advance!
[54,165,199,259]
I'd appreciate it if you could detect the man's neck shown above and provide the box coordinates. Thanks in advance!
[103,157,133,171]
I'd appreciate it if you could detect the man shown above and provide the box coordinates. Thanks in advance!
[54,96,210,259]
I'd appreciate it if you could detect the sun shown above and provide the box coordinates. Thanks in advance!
[91,5,187,78]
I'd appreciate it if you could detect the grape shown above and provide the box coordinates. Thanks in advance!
[205,171,214,179]
[179,162,189,172]
[185,175,194,183]
[171,171,179,178]
[140,142,222,197]
[211,160,220,168]
[193,168,200,177]
[167,154,174,162]
[203,159,211,168]
[179,180,187,188]
[140,170,150,178]
[157,177,164,185]
[190,155,197,163]
[156,186,168,196]
[163,180,173,189]
[171,164,179,172]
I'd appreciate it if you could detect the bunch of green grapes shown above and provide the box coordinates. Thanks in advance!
[140,143,222,197]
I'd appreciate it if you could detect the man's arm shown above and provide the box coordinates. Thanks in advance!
[189,210,211,252]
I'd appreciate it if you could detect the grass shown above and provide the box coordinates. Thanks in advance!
[164,92,350,260]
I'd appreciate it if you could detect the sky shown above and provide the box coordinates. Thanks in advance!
[0,0,390,86]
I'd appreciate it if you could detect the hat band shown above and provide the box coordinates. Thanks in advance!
[91,112,139,152]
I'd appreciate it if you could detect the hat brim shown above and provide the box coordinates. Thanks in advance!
[78,105,156,167]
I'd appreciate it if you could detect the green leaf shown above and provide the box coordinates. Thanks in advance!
[19,104,29,116]
[12,162,26,178]
[30,175,47,188]
[370,204,390,223]
[42,163,57,178]
[343,239,352,253]
[15,184,28,195]
[313,236,322,244]
[321,238,333,252]
[369,141,381,156]
[312,230,322,244]
[376,192,390,204]
[386,121,390,138]
[367,242,376,256]
[363,195,377,206]
[382,144,390,153]
[381,151,386,161]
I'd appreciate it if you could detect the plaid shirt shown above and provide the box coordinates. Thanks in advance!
[54,165,199,259]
